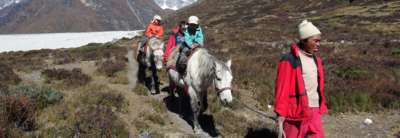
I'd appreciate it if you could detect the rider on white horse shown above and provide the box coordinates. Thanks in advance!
[139,15,164,52]
[177,16,204,73]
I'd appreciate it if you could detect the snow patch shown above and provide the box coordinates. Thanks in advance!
[0,31,141,53]
[79,0,101,9]
[154,0,197,10]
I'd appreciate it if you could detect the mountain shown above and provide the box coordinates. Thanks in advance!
[153,0,197,10]
[0,0,162,34]
[0,0,20,10]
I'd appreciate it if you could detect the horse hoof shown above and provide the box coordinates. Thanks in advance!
[193,127,202,134]
[150,90,156,95]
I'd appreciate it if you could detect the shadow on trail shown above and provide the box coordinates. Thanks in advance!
[163,86,219,137]
[245,128,277,138]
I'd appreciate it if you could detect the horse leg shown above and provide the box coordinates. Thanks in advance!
[188,86,202,134]
[137,63,146,84]
[150,57,160,94]
[167,69,178,97]
[200,91,208,113]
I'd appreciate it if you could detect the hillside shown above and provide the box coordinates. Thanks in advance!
[0,0,162,33]
[0,0,400,137]
[169,0,400,112]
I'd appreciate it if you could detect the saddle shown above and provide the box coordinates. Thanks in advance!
[166,45,200,72]
[166,46,180,70]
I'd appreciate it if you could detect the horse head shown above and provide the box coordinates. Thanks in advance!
[214,59,233,105]
[148,37,164,70]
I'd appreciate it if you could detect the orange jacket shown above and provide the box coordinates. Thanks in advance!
[145,23,164,38]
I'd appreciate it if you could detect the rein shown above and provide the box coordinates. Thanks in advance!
[215,87,232,95]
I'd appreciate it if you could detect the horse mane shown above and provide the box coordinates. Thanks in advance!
[188,48,216,86]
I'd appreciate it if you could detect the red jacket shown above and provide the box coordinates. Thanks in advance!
[163,33,176,63]
[274,43,328,121]
[163,26,181,63]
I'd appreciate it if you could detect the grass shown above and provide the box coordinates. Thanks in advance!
[214,110,248,136]
[135,111,166,133]
[392,48,400,57]
[78,84,128,112]
[327,91,376,113]
[133,84,149,96]
[148,99,167,114]
[108,70,129,84]
[392,122,400,138]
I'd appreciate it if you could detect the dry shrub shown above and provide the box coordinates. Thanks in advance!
[72,85,129,137]
[66,43,127,62]
[82,91,127,112]
[0,62,21,86]
[74,105,129,138]
[42,68,91,87]
[0,50,49,71]
[52,51,76,65]
[0,96,37,131]
[97,60,126,77]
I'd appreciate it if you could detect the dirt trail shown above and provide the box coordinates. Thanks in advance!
[126,47,138,89]
[126,44,215,137]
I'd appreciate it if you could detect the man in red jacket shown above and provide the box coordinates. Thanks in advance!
[274,20,327,138]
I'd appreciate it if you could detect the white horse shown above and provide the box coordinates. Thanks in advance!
[167,48,233,134]
[137,37,164,94]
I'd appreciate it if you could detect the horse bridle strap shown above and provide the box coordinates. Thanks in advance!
[216,87,232,94]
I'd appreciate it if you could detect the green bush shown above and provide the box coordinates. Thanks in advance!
[0,85,64,136]
[334,66,369,80]
[8,85,64,109]
[327,91,376,113]
[392,48,400,57]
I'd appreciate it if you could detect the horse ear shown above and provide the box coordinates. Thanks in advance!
[226,59,232,68]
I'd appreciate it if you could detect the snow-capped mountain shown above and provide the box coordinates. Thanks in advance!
[0,0,22,10]
[153,0,197,10]
[0,0,162,34]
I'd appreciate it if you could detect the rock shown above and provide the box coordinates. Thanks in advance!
[138,131,151,138]
[310,10,317,14]
[363,118,373,125]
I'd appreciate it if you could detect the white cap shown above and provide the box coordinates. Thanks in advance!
[298,20,321,39]
[153,15,162,21]
[188,16,199,25]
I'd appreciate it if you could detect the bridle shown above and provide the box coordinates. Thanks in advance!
[215,87,232,95]
[214,62,233,95]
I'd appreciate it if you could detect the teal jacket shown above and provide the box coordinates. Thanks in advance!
[184,26,204,48]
